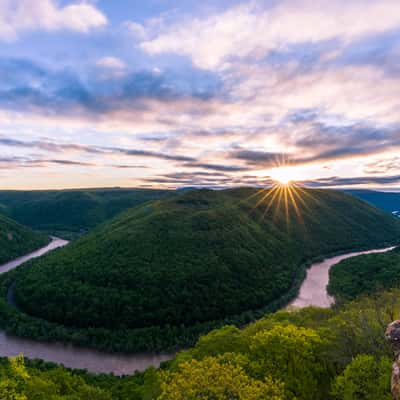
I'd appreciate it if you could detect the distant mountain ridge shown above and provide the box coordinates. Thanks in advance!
[0,188,173,237]
[345,189,400,214]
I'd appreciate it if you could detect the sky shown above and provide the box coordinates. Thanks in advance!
[0,0,400,190]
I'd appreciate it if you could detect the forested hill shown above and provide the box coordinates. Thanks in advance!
[329,247,400,301]
[0,188,172,237]
[12,187,400,345]
[0,214,49,264]
[346,189,400,213]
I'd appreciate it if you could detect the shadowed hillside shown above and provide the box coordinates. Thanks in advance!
[0,188,173,237]
[0,214,49,264]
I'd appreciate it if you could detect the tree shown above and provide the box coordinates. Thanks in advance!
[331,354,392,400]
[249,324,328,400]
[158,354,284,400]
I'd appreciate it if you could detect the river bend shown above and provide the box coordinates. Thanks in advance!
[0,238,396,374]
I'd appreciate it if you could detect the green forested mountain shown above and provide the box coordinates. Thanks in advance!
[0,214,49,264]
[3,187,400,352]
[0,188,173,237]
[329,247,400,301]
[346,189,400,213]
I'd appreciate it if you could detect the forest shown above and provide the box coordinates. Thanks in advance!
[329,247,400,301]
[0,213,49,265]
[2,285,399,399]
[0,188,172,238]
[0,187,399,352]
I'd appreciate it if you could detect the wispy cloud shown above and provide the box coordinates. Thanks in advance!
[364,157,400,174]
[0,156,94,169]
[303,174,400,187]
[0,136,196,162]
[0,0,107,41]
[140,0,400,70]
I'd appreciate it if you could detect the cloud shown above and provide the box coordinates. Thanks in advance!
[0,0,107,41]
[303,174,400,187]
[96,57,128,79]
[1,1,400,190]
[44,159,95,166]
[96,57,127,71]
[364,157,400,174]
[0,57,221,118]
[140,0,400,69]
[123,21,147,39]
[230,150,286,167]
[0,136,196,162]
[142,171,276,188]
[0,154,153,171]
[0,156,94,169]
[111,164,149,169]
[183,161,249,172]
[229,116,400,168]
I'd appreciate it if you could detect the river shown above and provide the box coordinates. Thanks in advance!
[0,239,396,374]
[290,246,396,308]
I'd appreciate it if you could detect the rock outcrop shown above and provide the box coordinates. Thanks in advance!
[386,320,400,399]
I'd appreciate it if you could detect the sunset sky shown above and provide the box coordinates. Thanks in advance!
[0,0,400,190]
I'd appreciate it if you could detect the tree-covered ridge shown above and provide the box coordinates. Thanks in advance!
[0,188,173,237]
[328,247,400,301]
[9,188,400,342]
[0,213,49,265]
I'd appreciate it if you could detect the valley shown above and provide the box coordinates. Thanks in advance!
[0,187,399,379]
[0,233,396,374]
[0,187,397,354]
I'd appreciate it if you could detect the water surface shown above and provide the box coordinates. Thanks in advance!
[290,246,396,308]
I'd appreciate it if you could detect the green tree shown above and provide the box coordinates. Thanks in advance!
[331,354,392,400]
[249,324,328,400]
[158,355,284,400]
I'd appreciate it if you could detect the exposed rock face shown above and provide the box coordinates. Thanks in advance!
[386,320,400,399]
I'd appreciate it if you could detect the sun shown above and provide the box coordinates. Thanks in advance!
[270,166,298,185]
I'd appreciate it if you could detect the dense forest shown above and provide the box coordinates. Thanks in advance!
[0,188,172,237]
[0,214,49,265]
[2,286,399,399]
[346,189,400,213]
[0,187,399,352]
[328,247,400,301]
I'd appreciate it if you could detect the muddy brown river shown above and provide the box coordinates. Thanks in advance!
[290,246,396,308]
[0,238,396,374]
